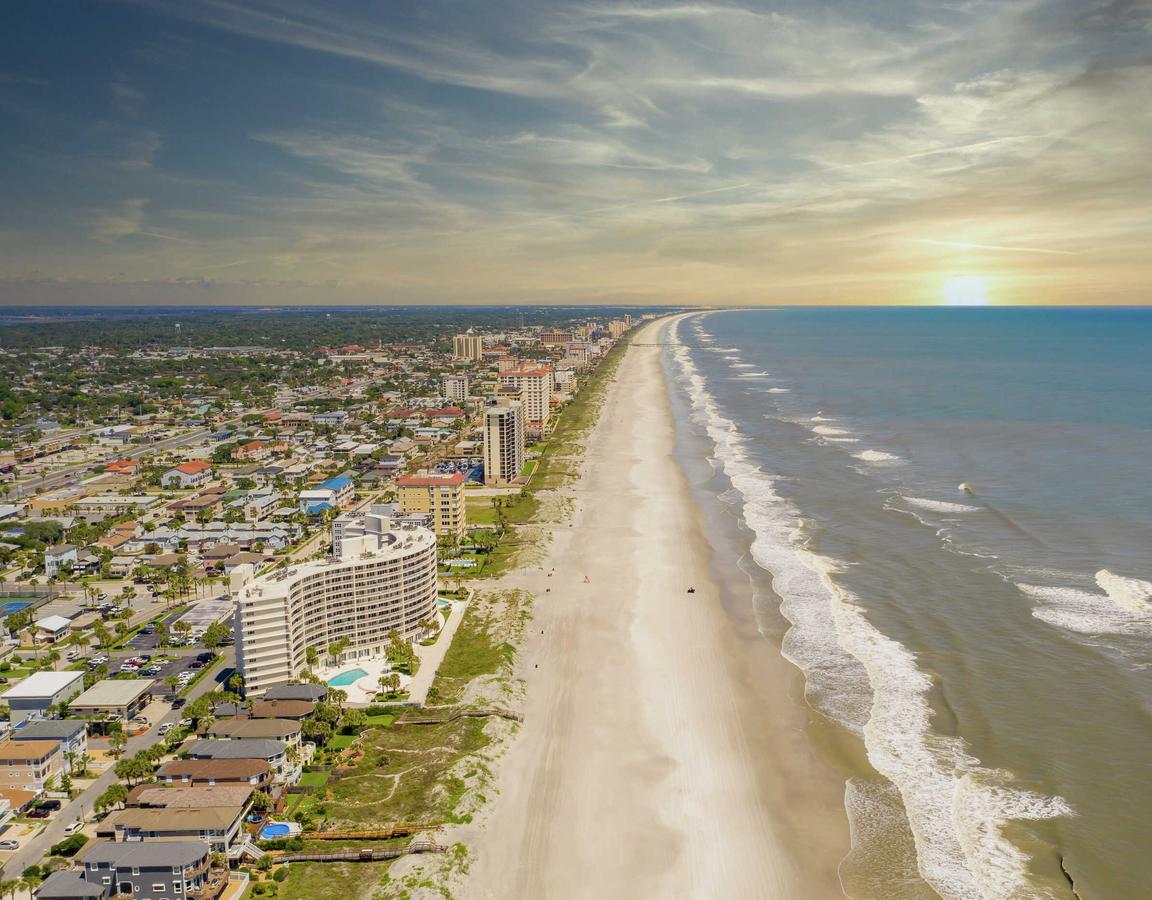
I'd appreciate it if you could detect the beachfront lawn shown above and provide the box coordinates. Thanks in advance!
[297,770,330,788]
[365,713,395,727]
[326,735,356,750]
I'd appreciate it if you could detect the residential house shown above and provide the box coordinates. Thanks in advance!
[98,805,246,853]
[156,759,272,789]
[102,459,140,476]
[0,739,64,791]
[161,461,213,490]
[298,474,354,514]
[13,720,88,769]
[204,718,301,747]
[43,543,78,577]
[186,739,289,778]
[248,700,315,721]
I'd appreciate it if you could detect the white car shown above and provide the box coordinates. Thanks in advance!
[158,723,174,735]
[63,821,83,836]
[0,839,18,850]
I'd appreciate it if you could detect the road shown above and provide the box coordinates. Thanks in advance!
[0,647,235,878]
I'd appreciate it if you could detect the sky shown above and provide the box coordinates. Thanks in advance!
[1,0,1151,307]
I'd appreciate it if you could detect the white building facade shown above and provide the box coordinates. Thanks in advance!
[234,521,438,696]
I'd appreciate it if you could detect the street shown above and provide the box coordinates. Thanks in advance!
[0,645,234,879]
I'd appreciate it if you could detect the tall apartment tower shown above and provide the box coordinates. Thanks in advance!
[483,401,525,486]
[452,334,484,362]
[498,366,553,430]
[441,374,470,402]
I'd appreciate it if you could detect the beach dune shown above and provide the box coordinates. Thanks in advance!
[464,317,849,899]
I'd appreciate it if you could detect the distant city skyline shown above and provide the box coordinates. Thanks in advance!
[2,1,1151,307]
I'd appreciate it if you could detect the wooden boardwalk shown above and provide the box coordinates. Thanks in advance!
[276,841,447,863]
[398,707,524,726]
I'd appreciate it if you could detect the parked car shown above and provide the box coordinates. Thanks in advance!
[38,800,62,812]
[171,697,187,709]
[63,821,83,836]
[196,652,215,663]
[158,723,174,735]
[26,810,50,819]
[142,666,161,676]
[188,661,205,670]
[0,840,19,850]
[178,718,193,728]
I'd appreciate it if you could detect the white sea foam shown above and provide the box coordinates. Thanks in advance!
[735,371,771,378]
[853,450,902,463]
[731,362,758,368]
[766,387,790,393]
[812,425,852,436]
[1096,570,1152,616]
[811,415,835,422]
[670,316,1071,900]
[901,497,980,514]
[1019,581,1152,636]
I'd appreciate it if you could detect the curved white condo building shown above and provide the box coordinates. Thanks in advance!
[234,519,438,697]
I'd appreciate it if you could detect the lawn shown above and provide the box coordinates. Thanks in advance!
[365,714,394,727]
[297,770,330,788]
[327,735,356,750]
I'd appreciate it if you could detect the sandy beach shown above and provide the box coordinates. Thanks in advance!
[461,316,850,899]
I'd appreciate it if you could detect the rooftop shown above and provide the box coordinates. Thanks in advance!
[84,838,211,868]
[0,739,60,762]
[70,678,155,708]
[396,472,465,487]
[264,683,327,702]
[104,805,244,831]
[187,738,285,760]
[14,719,86,741]
[157,758,270,779]
[1,670,84,700]
[206,719,300,740]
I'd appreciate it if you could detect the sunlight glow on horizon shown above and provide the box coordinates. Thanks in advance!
[940,275,992,306]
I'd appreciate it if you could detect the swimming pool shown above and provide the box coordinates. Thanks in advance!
[327,667,368,686]
[260,821,301,840]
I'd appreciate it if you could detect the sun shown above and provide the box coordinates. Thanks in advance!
[940,275,991,306]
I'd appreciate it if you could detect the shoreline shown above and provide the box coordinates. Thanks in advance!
[456,315,850,898]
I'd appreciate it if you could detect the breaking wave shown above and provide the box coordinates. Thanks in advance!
[669,315,1072,900]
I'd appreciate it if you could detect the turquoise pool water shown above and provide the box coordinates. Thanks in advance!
[260,822,299,840]
[327,667,367,686]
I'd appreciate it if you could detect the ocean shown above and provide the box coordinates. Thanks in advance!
[666,308,1152,899]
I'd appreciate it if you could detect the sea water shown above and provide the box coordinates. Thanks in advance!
[665,308,1152,899]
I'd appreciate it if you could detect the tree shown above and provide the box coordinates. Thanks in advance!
[107,726,127,759]
[305,646,319,670]
[202,622,229,649]
[301,716,333,744]
[94,782,128,815]
[327,688,347,710]
[340,708,366,734]
[227,673,244,695]
[250,790,273,812]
